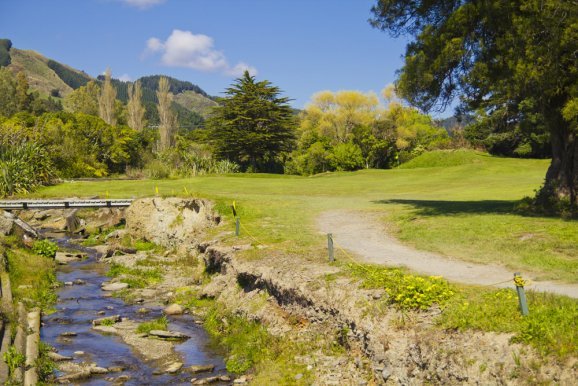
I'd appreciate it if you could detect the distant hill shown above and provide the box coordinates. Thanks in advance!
[0,39,217,121]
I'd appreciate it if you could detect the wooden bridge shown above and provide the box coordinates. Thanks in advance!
[0,199,133,210]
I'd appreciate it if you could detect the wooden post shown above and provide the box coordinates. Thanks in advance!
[327,233,334,262]
[514,272,529,316]
[235,217,240,237]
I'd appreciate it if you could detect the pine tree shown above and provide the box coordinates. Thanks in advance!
[207,71,296,172]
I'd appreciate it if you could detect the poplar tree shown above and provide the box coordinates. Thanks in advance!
[127,80,145,131]
[98,68,117,126]
[157,76,177,151]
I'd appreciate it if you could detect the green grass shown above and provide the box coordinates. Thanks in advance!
[1,237,58,312]
[106,263,162,288]
[136,316,168,334]
[32,151,576,283]
[439,287,577,358]
[398,149,485,169]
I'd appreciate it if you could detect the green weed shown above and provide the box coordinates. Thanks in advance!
[32,239,58,258]
[106,263,162,288]
[136,316,168,334]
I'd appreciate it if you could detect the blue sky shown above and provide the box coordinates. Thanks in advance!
[0,0,415,111]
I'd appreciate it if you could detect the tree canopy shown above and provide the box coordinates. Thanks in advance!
[207,71,296,172]
[371,0,578,214]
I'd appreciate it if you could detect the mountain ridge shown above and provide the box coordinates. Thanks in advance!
[1,41,217,120]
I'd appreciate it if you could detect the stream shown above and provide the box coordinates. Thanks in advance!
[40,235,229,385]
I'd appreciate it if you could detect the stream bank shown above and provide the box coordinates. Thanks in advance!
[6,198,577,385]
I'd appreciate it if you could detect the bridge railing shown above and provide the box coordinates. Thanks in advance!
[0,199,133,210]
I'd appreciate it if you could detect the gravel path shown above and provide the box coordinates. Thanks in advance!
[317,210,578,298]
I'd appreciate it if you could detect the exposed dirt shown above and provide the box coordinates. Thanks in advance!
[317,210,578,298]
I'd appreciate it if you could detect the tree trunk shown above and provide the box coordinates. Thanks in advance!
[542,115,578,212]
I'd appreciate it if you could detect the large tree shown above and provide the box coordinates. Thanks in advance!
[370,0,578,213]
[207,71,296,172]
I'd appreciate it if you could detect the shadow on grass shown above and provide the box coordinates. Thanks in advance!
[374,199,520,216]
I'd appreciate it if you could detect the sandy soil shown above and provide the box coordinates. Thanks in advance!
[317,210,578,298]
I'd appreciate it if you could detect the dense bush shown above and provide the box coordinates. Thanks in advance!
[0,140,55,197]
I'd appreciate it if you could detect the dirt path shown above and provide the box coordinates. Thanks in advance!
[317,210,578,299]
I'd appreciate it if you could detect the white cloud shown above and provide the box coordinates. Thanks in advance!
[144,29,257,76]
[118,74,132,82]
[227,62,258,77]
[120,0,166,9]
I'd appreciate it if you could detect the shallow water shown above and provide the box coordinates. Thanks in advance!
[40,237,229,385]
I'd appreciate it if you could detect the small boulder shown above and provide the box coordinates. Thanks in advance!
[101,282,129,291]
[165,362,183,374]
[148,330,189,340]
[188,364,215,374]
[163,303,184,315]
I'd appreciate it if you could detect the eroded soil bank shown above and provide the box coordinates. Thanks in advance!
[26,198,577,385]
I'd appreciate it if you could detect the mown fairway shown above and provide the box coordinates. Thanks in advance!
[34,151,577,283]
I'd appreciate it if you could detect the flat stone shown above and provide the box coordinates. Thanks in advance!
[219,375,232,381]
[233,376,248,384]
[90,366,109,374]
[64,282,74,286]
[73,351,85,356]
[107,366,125,373]
[55,251,86,264]
[60,331,77,337]
[92,315,121,326]
[101,282,129,291]
[47,352,73,362]
[74,279,87,285]
[188,364,215,374]
[163,303,184,315]
[165,362,183,373]
[92,325,118,334]
[137,308,149,314]
[148,330,189,340]
[192,377,220,385]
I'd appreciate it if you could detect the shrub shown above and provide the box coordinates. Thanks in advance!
[0,141,55,197]
[328,143,364,171]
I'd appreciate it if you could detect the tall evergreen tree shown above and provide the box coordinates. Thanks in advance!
[98,68,117,126]
[207,71,296,172]
[157,76,177,151]
[370,0,578,214]
[127,80,145,131]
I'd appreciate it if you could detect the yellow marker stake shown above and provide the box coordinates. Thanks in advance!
[184,187,189,196]
[155,186,159,196]
[105,191,109,199]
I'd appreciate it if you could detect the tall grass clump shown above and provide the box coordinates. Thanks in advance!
[0,140,55,197]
